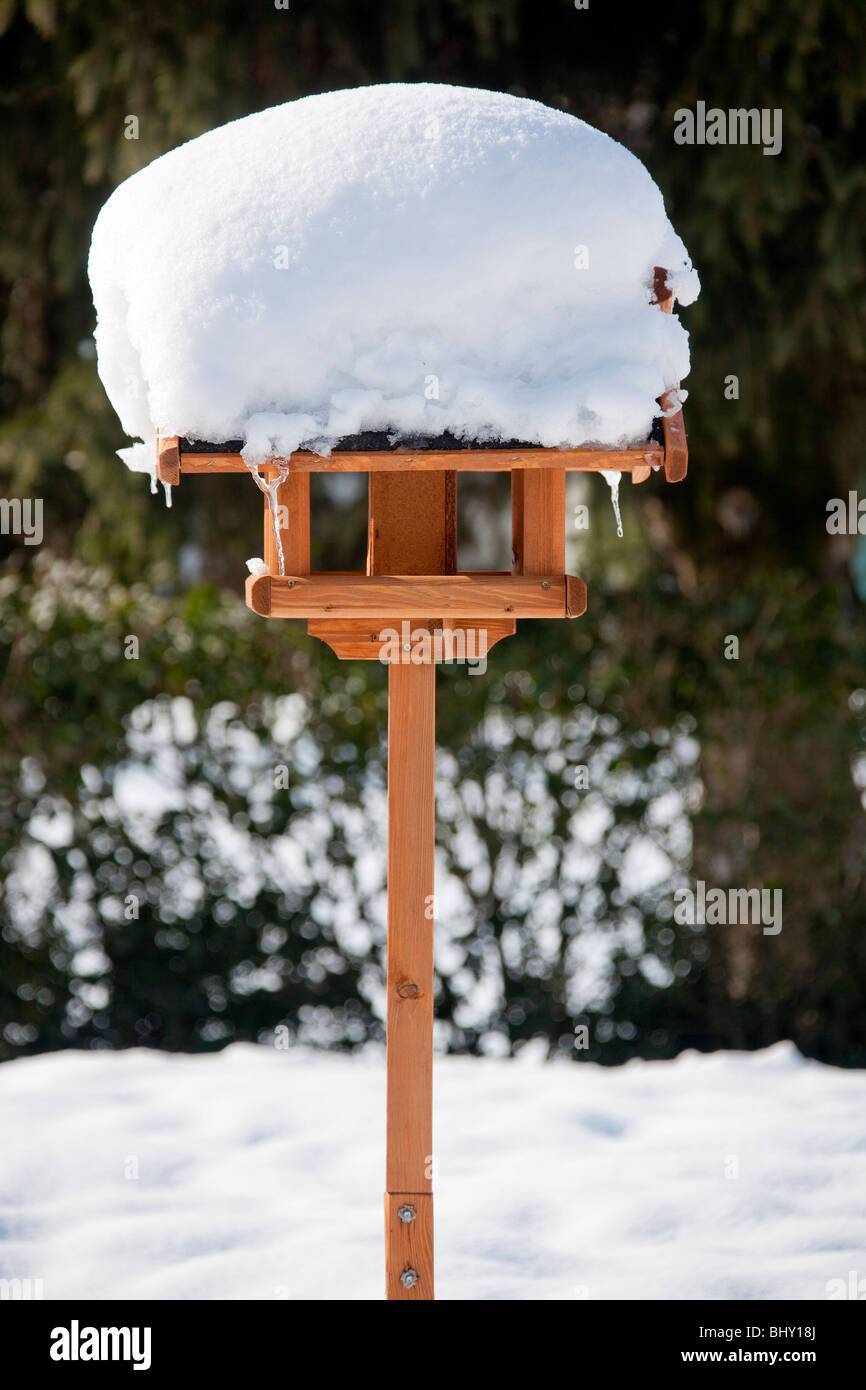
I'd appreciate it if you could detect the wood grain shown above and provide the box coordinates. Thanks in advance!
[565,575,588,618]
[245,573,270,616]
[247,572,577,619]
[384,1193,434,1301]
[367,471,456,574]
[307,616,516,660]
[176,445,663,475]
[369,472,439,1299]
[660,390,688,483]
[386,658,435,1205]
[512,468,566,575]
[156,434,181,487]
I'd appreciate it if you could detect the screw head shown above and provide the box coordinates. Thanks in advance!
[541,580,550,590]
[403,642,411,652]
[397,1204,416,1224]
[287,580,294,588]
[400,1267,419,1288]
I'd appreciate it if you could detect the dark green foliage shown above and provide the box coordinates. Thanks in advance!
[2,555,863,1065]
[1,2,864,1064]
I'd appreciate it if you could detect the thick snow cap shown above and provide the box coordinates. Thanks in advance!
[88,83,699,477]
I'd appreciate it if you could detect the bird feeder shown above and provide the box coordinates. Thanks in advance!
[154,266,687,1301]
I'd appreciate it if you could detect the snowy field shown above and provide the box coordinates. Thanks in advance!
[1,1041,863,1301]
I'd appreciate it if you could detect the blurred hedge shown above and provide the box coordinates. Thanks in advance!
[2,552,864,1065]
[1,1,865,1064]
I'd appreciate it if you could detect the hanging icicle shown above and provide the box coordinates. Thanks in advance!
[600,469,623,538]
[245,458,291,575]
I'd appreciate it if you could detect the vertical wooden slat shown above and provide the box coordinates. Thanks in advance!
[368,471,456,575]
[264,470,310,575]
[511,469,566,574]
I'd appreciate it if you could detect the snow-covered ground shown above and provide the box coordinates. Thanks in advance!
[1,1041,863,1301]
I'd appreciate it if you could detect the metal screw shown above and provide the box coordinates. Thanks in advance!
[541,581,550,590]
[400,1268,419,1289]
[403,642,411,652]
[397,1204,416,1224]
[287,580,294,588]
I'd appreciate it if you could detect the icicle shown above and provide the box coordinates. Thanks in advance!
[600,469,623,538]
[245,457,291,576]
[149,473,158,495]
[161,480,173,508]
[265,471,286,574]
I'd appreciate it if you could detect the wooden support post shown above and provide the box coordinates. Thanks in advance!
[512,468,566,575]
[385,660,435,1300]
[370,471,446,1301]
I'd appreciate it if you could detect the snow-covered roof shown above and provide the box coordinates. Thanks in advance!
[89,83,699,479]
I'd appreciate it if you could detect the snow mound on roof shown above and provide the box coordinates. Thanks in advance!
[88,83,699,476]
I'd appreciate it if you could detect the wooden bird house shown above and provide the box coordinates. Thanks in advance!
[153,266,688,1300]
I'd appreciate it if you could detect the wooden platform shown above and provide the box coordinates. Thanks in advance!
[245,572,586,621]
